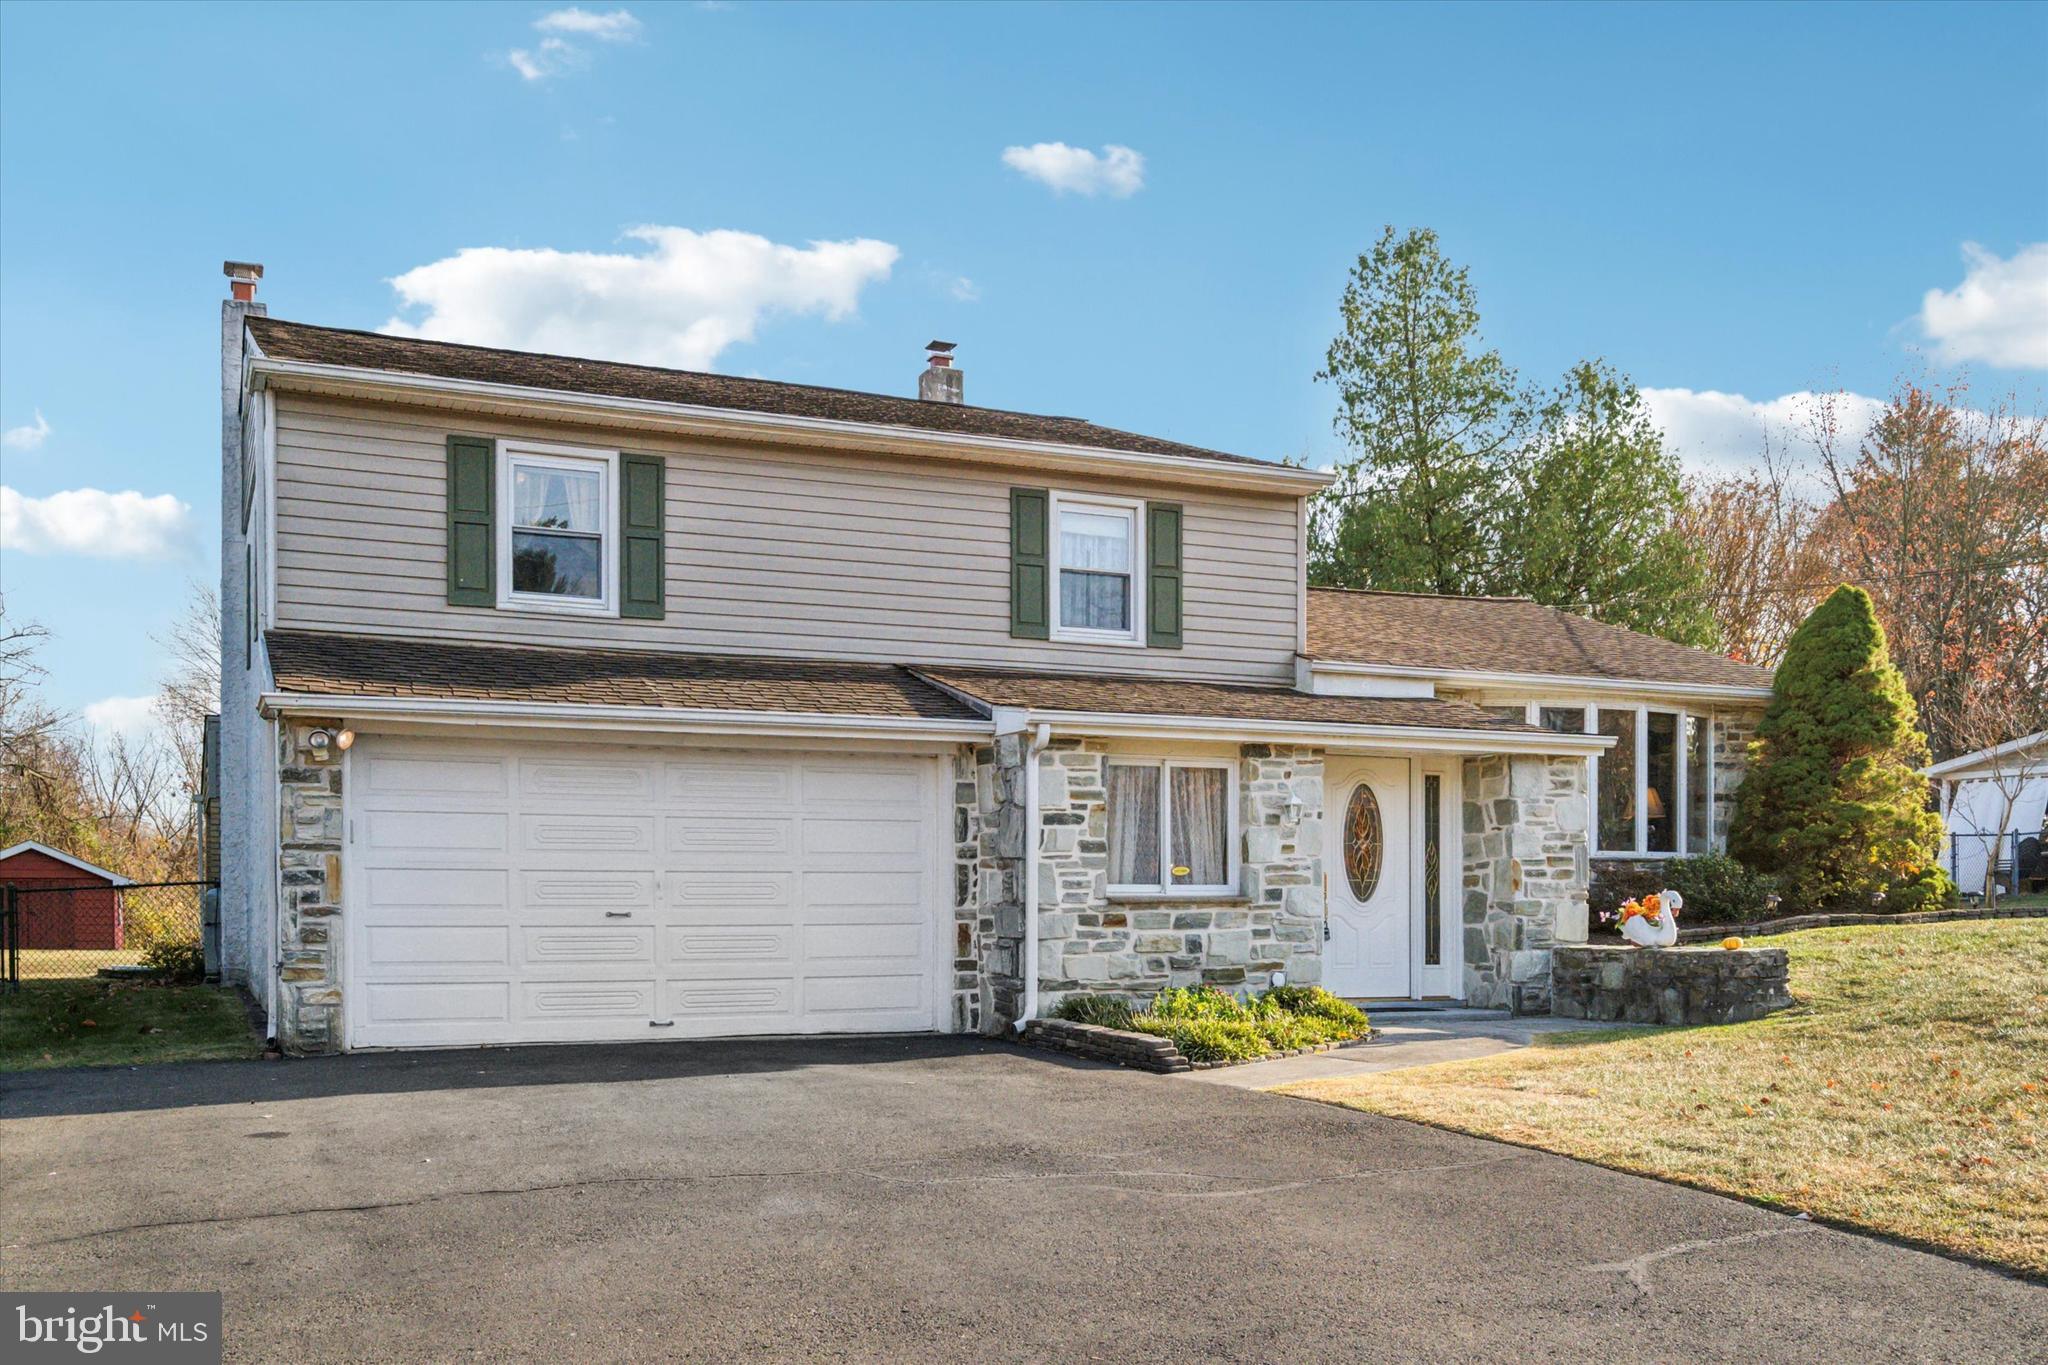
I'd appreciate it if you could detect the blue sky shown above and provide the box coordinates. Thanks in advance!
[2,1,2044,722]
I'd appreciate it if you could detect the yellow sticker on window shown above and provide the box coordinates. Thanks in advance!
[1171,865,1191,877]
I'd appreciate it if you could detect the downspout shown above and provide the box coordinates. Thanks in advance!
[1015,721,1052,1033]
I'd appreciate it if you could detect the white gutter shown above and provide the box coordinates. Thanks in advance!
[990,709,1614,756]
[258,692,993,744]
[1016,721,1052,1033]
[245,356,1333,495]
[1302,657,1775,703]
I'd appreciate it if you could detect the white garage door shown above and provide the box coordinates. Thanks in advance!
[344,737,945,1048]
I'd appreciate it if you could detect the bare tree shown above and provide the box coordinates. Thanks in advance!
[1806,380,2048,759]
[1677,441,1832,667]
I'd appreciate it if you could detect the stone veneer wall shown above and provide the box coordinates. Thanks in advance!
[1460,754,1590,1014]
[1711,708,1762,847]
[963,737,1326,1031]
[276,718,345,1053]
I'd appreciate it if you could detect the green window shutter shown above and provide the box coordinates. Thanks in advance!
[619,453,666,620]
[445,435,494,607]
[1146,501,1184,649]
[1009,488,1050,639]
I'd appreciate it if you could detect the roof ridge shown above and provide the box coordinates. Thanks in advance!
[250,315,1108,430]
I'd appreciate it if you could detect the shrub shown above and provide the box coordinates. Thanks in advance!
[1127,1013,1269,1063]
[1661,853,1782,925]
[126,901,193,954]
[1260,985,1371,1038]
[1729,585,1950,914]
[1050,994,1135,1030]
[142,935,205,982]
[1145,985,1251,1023]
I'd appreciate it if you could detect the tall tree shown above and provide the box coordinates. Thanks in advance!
[1676,452,1831,667]
[1501,360,1717,646]
[1729,585,1949,913]
[1312,225,1529,595]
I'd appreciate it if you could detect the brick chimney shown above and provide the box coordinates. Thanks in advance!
[918,340,962,404]
[224,260,263,302]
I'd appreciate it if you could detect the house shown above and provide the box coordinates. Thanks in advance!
[0,842,133,950]
[212,261,1774,1054]
[1927,732,2048,898]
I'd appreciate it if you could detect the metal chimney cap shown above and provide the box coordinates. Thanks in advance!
[925,340,957,353]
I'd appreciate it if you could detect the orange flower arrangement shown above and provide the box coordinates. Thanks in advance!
[1616,893,1672,926]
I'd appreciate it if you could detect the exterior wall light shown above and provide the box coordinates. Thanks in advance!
[305,728,356,762]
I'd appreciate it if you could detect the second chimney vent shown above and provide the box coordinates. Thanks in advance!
[919,341,963,404]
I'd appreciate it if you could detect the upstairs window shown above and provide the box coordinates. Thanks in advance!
[1051,494,1142,643]
[497,442,618,615]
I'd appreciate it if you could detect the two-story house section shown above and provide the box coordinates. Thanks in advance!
[215,263,1771,1055]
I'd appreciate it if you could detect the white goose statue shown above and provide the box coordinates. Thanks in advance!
[1620,889,1683,947]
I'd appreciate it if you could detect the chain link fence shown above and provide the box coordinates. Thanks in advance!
[2,881,215,986]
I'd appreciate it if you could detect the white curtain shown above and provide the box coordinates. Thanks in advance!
[1107,764,1161,886]
[1170,767,1228,886]
[513,465,602,532]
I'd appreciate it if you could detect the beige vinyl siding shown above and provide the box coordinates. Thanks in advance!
[271,395,1302,682]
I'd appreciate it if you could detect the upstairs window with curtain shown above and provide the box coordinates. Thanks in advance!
[1052,495,1141,642]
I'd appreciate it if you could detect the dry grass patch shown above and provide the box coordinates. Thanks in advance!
[1283,920,2048,1275]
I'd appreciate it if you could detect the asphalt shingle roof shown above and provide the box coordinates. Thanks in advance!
[247,316,1272,469]
[916,666,1549,732]
[266,632,984,721]
[1306,589,1775,691]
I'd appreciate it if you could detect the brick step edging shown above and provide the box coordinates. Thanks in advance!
[1673,903,2048,943]
[1018,1018,1374,1074]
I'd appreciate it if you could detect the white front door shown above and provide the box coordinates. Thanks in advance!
[1323,757,1413,1000]
[343,736,946,1049]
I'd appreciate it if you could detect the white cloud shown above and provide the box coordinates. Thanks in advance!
[2,409,50,451]
[82,695,160,740]
[949,276,981,303]
[1001,142,1145,198]
[533,7,642,40]
[508,7,640,81]
[1916,242,2048,370]
[0,486,193,559]
[381,226,900,370]
[1641,387,1889,481]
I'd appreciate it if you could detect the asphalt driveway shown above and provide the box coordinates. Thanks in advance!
[3,1037,2041,1362]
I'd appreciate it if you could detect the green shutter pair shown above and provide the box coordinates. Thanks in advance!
[1009,488,1181,648]
[445,436,665,619]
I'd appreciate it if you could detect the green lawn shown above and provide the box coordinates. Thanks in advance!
[1,979,263,1071]
[1283,920,2048,1275]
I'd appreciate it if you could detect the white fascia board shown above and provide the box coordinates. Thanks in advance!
[1302,658,1774,703]
[0,840,136,886]
[246,357,1333,495]
[1925,730,2048,779]
[1006,709,1615,756]
[258,692,993,745]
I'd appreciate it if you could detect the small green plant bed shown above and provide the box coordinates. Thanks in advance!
[1053,985,1371,1065]
[0,979,262,1071]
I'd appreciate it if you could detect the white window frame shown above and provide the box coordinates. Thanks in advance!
[1048,491,1145,646]
[1524,700,1716,859]
[1105,757,1239,897]
[495,440,620,617]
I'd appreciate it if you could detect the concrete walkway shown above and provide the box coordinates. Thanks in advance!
[1182,1008,1643,1089]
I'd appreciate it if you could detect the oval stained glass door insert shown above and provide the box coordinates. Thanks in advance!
[1343,784,1384,901]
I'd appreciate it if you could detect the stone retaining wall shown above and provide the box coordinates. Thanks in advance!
[1018,1019,1190,1073]
[1552,944,1791,1025]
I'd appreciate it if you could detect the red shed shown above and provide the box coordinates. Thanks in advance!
[0,842,133,950]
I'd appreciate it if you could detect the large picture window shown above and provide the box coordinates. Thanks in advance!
[1106,758,1234,895]
[1051,494,1142,643]
[497,441,619,615]
[1529,701,1716,858]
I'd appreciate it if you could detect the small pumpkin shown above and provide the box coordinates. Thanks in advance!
[1721,936,1745,951]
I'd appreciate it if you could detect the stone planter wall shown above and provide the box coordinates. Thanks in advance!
[1552,944,1791,1025]
[1018,1018,1190,1073]
[1461,754,1590,1014]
